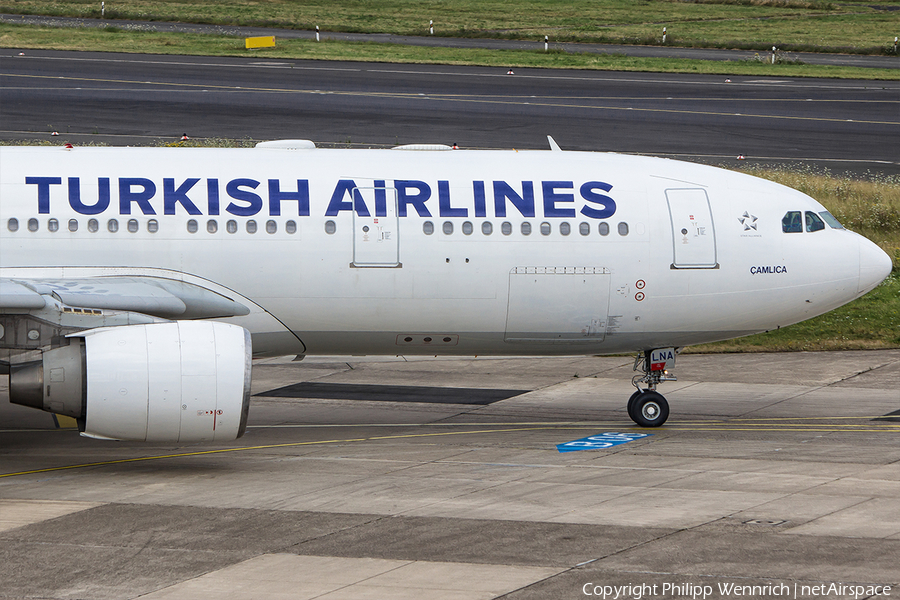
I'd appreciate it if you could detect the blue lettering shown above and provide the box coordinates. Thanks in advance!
[25,177,61,214]
[119,178,157,215]
[473,181,487,218]
[438,180,467,217]
[225,178,263,216]
[579,182,615,219]
[207,179,220,215]
[374,180,387,217]
[269,179,310,216]
[396,180,432,217]
[542,181,576,218]
[163,178,201,215]
[325,180,370,216]
[68,177,111,215]
[493,181,535,218]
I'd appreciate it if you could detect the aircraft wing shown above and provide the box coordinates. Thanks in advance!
[0,276,250,319]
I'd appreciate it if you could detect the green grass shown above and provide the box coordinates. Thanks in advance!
[2,23,898,80]
[2,0,898,53]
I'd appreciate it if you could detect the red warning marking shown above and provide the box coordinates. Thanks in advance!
[635,279,646,289]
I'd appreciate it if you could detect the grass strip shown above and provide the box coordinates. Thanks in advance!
[1,24,898,80]
[1,0,899,53]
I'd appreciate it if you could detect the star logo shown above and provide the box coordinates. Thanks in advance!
[739,211,758,231]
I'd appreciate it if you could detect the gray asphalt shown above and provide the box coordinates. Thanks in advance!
[2,13,898,69]
[2,351,899,599]
[1,49,898,176]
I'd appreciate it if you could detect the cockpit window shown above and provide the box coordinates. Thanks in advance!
[819,211,844,229]
[782,211,802,233]
[805,211,825,232]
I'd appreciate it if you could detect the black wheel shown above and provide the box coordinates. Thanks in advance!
[626,390,642,421]
[630,391,669,427]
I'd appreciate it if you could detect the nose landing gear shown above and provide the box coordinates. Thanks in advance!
[629,349,678,427]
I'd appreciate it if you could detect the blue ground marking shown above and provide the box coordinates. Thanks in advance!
[557,432,652,453]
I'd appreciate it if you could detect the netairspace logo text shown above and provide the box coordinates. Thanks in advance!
[581,582,892,599]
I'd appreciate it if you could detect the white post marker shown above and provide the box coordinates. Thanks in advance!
[662,27,667,43]
[544,35,548,52]
[316,25,319,42]
[772,46,777,64]
[895,36,898,53]
[430,20,434,35]
[101,1,105,18]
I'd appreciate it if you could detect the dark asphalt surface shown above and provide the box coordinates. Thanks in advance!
[1,49,898,176]
[2,13,899,69]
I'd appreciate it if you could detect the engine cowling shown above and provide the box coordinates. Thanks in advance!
[9,321,251,442]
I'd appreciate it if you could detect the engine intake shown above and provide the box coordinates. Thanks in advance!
[10,321,251,442]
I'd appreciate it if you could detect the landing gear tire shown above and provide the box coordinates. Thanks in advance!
[627,390,642,422]
[629,391,669,427]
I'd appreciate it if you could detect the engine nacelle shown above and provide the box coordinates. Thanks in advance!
[9,321,251,442]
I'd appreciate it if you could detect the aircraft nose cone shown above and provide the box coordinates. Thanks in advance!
[858,236,892,294]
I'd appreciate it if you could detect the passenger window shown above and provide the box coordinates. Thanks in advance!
[286,220,297,234]
[598,222,610,236]
[68,219,78,232]
[88,219,99,233]
[324,220,336,234]
[501,222,512,236]
[442,221,454,235]
[186,219,198,234]
[207,219,218,234]
[805,211,825,232]
[540,222,551,236]
[7,218,18,232]
[579,222,590,236]
[226,220,237,234]
[560,222,571,236]
[148,219,159,233]
[48,218,59,232]
[127,219,139,233]
[782,211,802,233]
[266,220,277,234]
[28,218,39,232]
[462,221,473,235]
[481,221,493,235]
[246,220,257,234]
[108,219,119,233]
[521,222,532,236]
[423,221,434,235]
[617,222,629,236]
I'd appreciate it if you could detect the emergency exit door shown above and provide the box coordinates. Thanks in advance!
[666,188,718,269]
[352,186,400,267]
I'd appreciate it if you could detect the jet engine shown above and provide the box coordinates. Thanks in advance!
[9,321,251,442]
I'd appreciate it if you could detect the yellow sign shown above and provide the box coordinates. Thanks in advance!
[245,36,275,49]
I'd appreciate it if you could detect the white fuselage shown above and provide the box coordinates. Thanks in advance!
[0,145,891,358]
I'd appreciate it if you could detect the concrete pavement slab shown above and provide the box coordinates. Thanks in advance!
[2,350,899,598]
[137,554,563,600]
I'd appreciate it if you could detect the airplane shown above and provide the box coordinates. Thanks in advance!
[0,139,892,442]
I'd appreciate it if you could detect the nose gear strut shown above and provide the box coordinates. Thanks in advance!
[628,349,678,427]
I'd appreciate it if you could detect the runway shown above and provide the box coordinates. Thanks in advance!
[2,350,899,599]
[1,49,898,175]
